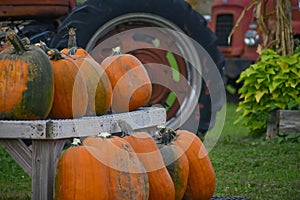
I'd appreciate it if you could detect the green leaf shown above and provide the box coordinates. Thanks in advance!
[280,56,298,65]
[255,91,265,103]
[278,61,290,73]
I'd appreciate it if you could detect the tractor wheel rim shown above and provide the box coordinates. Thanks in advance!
[86,13,201,129]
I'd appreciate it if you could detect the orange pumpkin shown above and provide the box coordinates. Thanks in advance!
[0,29,54,120]
[83,133,149,200]
[76,58,112,116]
[101,47,152,112]
[55,140,109,200]
[47,49,88,119]
[61,28,112,116]
[157,131,189,200]
[123,131,175,200]
[173,129,216,200]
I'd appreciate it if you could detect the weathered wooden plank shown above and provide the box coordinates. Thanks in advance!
[0,120,47,139]
[0,139,32,176]
[46,107,166,139]
[278,110,300,134]
[31,139,66,200]
[0,107,166,139]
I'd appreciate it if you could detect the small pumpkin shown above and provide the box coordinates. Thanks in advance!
[0,29,54,120]
[101,47,152,112]
[55,139,109,200]
[83,133,149,200]
[47,49,88,119]
[61,28,112,116]
[157,129,189,200]
[172,129,216,200]
[118,122,175,200]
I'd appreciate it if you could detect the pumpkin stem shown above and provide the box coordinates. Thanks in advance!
[97,132,112,138]
[117,120,134,137]
[157,126,177,145]
[112,46,122,56]
[48,48,64,61]
[67,27,78,55]
[6,29,27,54]
[35,41,50,52]
[71,138,82,146]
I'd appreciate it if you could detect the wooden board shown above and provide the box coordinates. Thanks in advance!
[278,110,300,134]
[0,107,166,139]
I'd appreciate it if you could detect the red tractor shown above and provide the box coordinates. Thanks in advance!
[208,0,300,81]
[0,0,226,135]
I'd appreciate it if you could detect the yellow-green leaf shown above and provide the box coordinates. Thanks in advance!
[255,91,265,103]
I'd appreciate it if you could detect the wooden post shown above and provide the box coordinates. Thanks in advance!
[266,110,300,139]
[31,139,65,200]
[266,110,279,139]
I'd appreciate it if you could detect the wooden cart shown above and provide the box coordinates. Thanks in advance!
[0,107,166,200]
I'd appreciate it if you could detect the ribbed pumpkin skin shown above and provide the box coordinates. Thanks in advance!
[124,132,175,200]
[83,136,149,200]
[48,56,88,119]
[101,53,152,112]
[174,130,216,200]
[61,47,91,59]
[0,46,54,120]
[54,145,108,200]
[70,57,112,116]
[158,143,189,200]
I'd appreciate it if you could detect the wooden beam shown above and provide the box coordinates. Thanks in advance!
[0,139,32,176]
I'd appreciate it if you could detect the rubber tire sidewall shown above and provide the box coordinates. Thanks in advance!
[50,0,225,132]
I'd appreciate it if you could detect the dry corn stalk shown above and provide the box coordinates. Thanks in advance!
[228,0,294,56]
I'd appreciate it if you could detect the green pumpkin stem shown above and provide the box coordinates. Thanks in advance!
[6,29,27,54]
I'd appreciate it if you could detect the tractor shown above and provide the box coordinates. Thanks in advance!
[0,0,226,134]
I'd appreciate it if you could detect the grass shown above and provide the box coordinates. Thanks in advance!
[209,103,300,199]
[0,103,299,199]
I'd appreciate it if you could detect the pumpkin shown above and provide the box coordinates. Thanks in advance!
[172,129,216,200]
[61,28,112,116]
[0,29,54,120]
[83,133,149,200]
[122,130,175,200]
[47,49,88,119]
[101,47,152,112]
[157,129,189,200]
[55,139,109,200]
[76,58,112,116]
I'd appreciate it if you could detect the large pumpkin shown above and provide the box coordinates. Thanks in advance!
[60,29,112,116]
[173,129,216,200]
[76,58,112,116]
[0,29,54,120]
[83,133,149,200]
[123,131,175,200]
[101,47,152,112]
[157,133,189,200]
[55,140,109,200]
[47,49,88,119]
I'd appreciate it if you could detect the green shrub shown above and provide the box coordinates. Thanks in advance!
[235,49,300,135]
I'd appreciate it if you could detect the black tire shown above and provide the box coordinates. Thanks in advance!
[50,0,225,133]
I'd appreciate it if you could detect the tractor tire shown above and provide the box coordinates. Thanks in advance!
[50,0,225,133]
